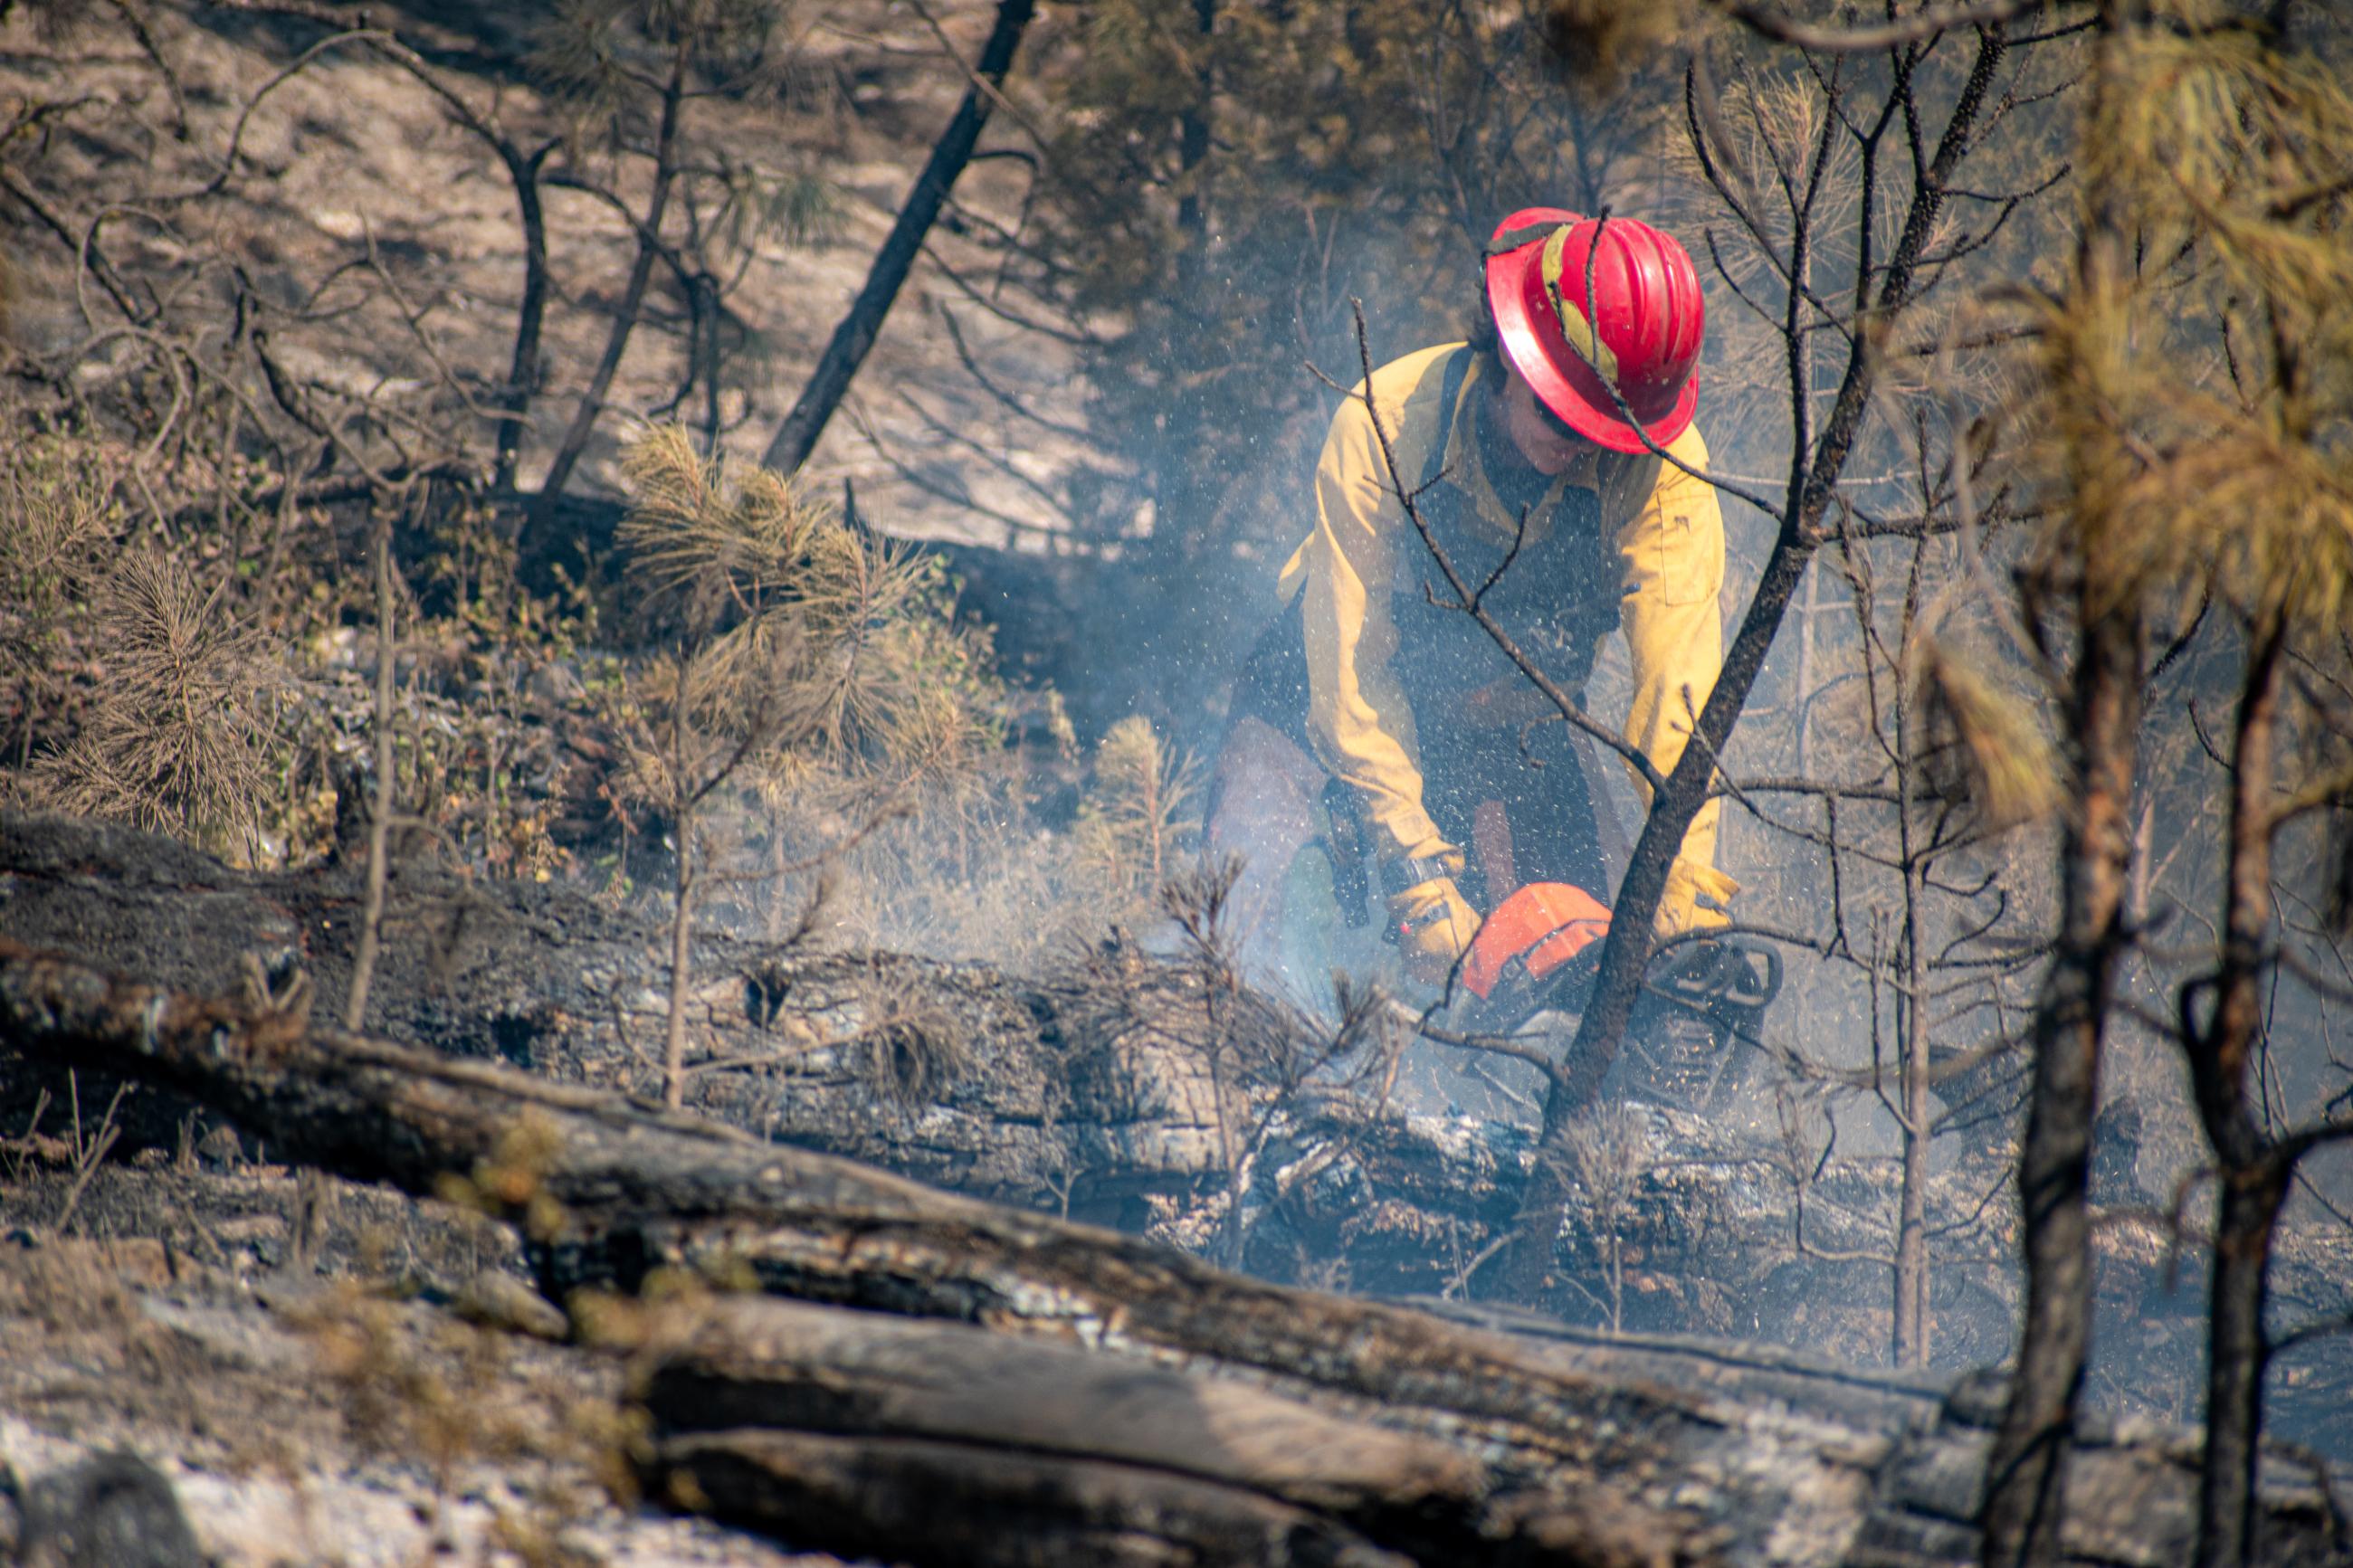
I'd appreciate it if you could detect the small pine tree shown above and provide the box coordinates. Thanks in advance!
[610,423,1010,1102]
[1074,715,1200,915]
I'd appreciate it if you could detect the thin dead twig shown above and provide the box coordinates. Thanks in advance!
[54,1079,131,1235]
[345,514,400,1031]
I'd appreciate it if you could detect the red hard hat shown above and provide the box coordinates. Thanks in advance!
[1484,207,1705,454]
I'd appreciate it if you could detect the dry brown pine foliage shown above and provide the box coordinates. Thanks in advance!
[28,551,283,856]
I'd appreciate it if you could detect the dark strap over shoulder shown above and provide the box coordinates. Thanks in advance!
[1421,347,1474,493]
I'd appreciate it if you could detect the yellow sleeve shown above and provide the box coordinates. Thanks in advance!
[1614,424,1739,934]
[1279,366,1455,868]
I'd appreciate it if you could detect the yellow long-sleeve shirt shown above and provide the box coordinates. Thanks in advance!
[1275,343,1738,935]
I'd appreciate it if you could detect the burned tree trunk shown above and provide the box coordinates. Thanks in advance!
[1981,606,2144,1568]
[757,0,1039,477]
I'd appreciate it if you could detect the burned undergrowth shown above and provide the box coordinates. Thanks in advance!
[12,918,2351,1568]
[9,811,2351,1446]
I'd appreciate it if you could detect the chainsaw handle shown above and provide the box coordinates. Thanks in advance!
[1722,944,1780,1011]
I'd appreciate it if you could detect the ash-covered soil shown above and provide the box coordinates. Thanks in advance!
[0,0,1098,554]
[0,1145,843,1566]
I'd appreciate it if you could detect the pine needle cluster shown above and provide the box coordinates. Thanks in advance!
[2009,9,2353,628]
[615,423,1001,801]
[1909,637,2061,832]
[607,426,1236,971]
[1073,715,1201,908]
[31,552,281,855]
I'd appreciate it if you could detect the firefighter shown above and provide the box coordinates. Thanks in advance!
[1208,206,1736,995]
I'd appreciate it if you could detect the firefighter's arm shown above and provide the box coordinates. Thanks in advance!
[1615,424,1738,934]
[1284,389,1456,872]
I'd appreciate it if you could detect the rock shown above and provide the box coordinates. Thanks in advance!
[1,1449,205,1568]
[453,1269,569,1342]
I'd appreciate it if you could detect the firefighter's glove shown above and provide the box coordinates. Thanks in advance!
[1658,860,1740,936]
[1389,877,1481,986]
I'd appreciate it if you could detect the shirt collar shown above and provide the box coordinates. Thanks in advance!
[1441,355,1598,539]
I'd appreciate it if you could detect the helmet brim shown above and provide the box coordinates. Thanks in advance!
[1485,240,1699,457]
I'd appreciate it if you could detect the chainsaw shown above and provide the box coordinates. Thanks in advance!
[1450,881,1783,1057]
[1322,786,1780,1091]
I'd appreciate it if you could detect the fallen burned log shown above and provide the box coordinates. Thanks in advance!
[3,936,2348,1566]
[656,1430,1422,1568]
[0,813,1301,1208]
[639,1297,1678,1568]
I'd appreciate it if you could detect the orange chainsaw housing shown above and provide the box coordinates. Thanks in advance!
[1462,882,1612,1000]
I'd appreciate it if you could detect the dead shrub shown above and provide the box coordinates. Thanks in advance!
[1074,714,1201,917]
[1565,1101,1650,1332]
[853,997,973,1110]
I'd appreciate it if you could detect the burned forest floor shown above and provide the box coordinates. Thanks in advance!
[5,811,2353,1566]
